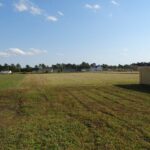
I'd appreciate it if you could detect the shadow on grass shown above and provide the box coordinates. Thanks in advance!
[115,84,150,94]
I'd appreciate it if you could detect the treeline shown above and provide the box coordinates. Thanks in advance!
[0,62,150,73]
[0,62,91,72]
[99,62,150,71]
[52,62,90,72]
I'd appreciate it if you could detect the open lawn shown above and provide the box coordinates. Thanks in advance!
[0,72,150,150]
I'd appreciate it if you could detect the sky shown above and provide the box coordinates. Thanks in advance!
[0,0,150,66]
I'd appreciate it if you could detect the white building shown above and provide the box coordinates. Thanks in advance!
[0,70,12,74]
[90,65,103,72]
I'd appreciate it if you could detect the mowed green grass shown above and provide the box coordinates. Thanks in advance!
[0,72,150,150]
[0,74,25,89]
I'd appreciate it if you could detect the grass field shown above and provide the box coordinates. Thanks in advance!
[0,72,150,150]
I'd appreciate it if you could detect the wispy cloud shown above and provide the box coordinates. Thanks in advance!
[14,0,62,22]
[0,48,47,57]
[47,16,58,22]
[14,0,43,15]
[14,0,28,12]
[0,52,8,57]
[57,11,64,16]
[85,4,101,11]
[30,6,42,15]
[111,0,119,6]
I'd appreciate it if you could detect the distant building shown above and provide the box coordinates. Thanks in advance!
[0,70,12,74]
[90,65,103,72]
[38,67,53,73]
[139,67,150,85]
[81,69,87,72]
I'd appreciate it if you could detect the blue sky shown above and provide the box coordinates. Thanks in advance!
[0,0,150,66]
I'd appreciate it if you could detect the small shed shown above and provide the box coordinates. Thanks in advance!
[139,67,150,85]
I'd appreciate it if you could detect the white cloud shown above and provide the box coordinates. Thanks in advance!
[28,48,47,55]
[7,48,26,55]
[0,52,8,57]
[14,0,61,22]
[14,1,28,12]
[111,0,119,6]
[47,16,58,22]
[85,4,101,11]
[30,6,42,15]
[14,0,42,15]
[0,48,47,57]
[57,11,64,16]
